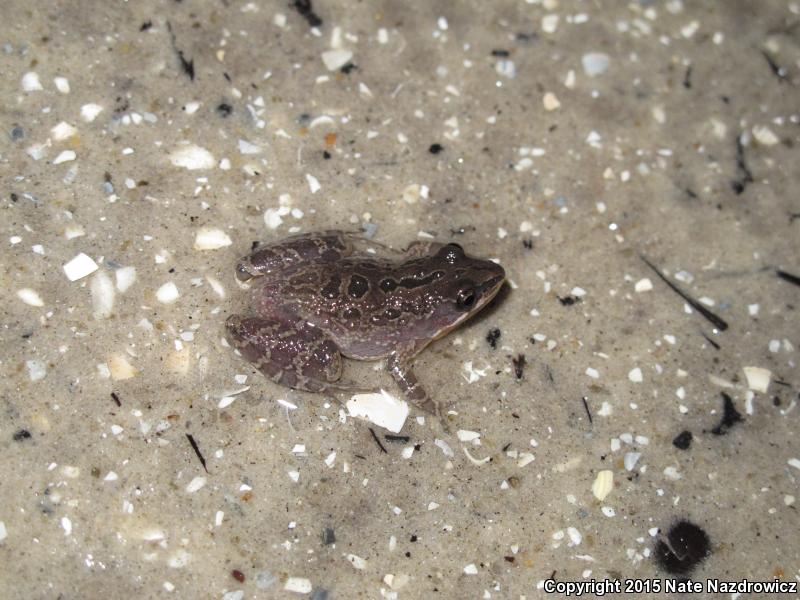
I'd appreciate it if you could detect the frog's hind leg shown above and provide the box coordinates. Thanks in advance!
[236,231,356,282]
[226,314,347,394]
[387,343,449,431]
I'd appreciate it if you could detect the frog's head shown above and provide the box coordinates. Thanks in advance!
[410,243,506,340]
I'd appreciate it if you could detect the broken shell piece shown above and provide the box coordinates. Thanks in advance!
[194,227,232,250]
[743,366,771,393]
[346,389,408,433]
[108,353,138,380]
[592,470,613,501]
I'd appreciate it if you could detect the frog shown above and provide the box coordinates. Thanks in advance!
[225,230,505,423]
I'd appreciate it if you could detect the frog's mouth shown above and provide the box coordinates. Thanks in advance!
[432,274,505,341]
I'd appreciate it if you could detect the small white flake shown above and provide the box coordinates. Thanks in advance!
[0,522,7,541]
[26,359,47,381]
[743,366,771,393]
[223,592,243,600]
[284,577,313,593]
[543,92,561,111]
[306,173,321,194]
[601,506,616,517]
[628,368,643,383]
[115,266,137,293]
[592,470,613,501]
[434,438,454,457]
[104,471,118,481]
[567,527,582,546]
[324,451,337,467]
[624,452,641,471]
[264,209,283,229]
[752,125,779,146]
[54,76,70,94]
[185,476,207,493]
[463,564,478,575]
[17,288,44,307]
[22,71,43,91]
[495,59,516,79]
[287,470,300,482]
[51,122,78,141]
[61,516,72,535]
[169,144,215,170]
[663,466,682,480]
[238,139,262,154]
[91,271,115,319]
[585,367,599,379]
[634,278,653,292]
[194,227,232,250]
[347,390,408,433]
[788,458,800,471]
[81,103,104,122]
[457,430,481,442]
[542,14,559,33]
[292,444,306,454]
[156,282,180,304]
[53,150,77,165]
[321,49,352,71]
[63,253,98,281]
[582,53,610,76]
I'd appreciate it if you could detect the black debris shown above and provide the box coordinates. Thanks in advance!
[111,392,122,407]
[672,430,693,450]
[167,22,195,81]
[216,103,233,117]
[429,143,443,154]
[13,429,32,441]
[731,133,754,195]
[491,49,510,57]
[10,126,24,141]
[384,434,410,443]
[512,354,526,379]
[522,239,533,250]
[140,20,152,31]
[557,295,580,306]
[322,527,336,545]
[369,428,387,453]
[762,50,787,81]
[186,433,208,473]
[654,520,711,575]
[292,0,323,28]
[710,392,743,435]
[701,332,720,350]
[340,62,357,74]
[486,328,501,349]
[640,255,729,331]
[581,397,593,425]
[777,269,800,288]
[323,150,331,159]
[682,65,692,89]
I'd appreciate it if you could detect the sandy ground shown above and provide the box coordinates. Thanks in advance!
[1,1,799,598]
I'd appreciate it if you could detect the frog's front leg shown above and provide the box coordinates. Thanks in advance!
[236,231,356,282]
[226,314,345,393]
[387,342,447,427]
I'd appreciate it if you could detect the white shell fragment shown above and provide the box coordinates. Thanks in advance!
[346,554,367,570]
[81,103,104,122]
[322,49,353,71]
[17,288,44,307]
[592,470,613,501]
[53,150,77,165]
[63,253,99,281]
[185,476,207,493]
[582,52,610,76]
[51,122,78,141]
[169,144,215,170]
[90,271,115,319]
[21,71,43,91]
[108,354,138,380]
[284,577,313,594]
[26,360,47,381]
[115,266,137,293]
[194,227,232,250]
[743,366,771,393]
[156,281,180,304]
[346,389,409,433]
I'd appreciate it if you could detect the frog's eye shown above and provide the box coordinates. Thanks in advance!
[456,287,477,310]
[441,243,464,264]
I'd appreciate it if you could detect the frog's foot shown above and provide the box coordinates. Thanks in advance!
[387,348,450,432]
[226,315,344,393]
